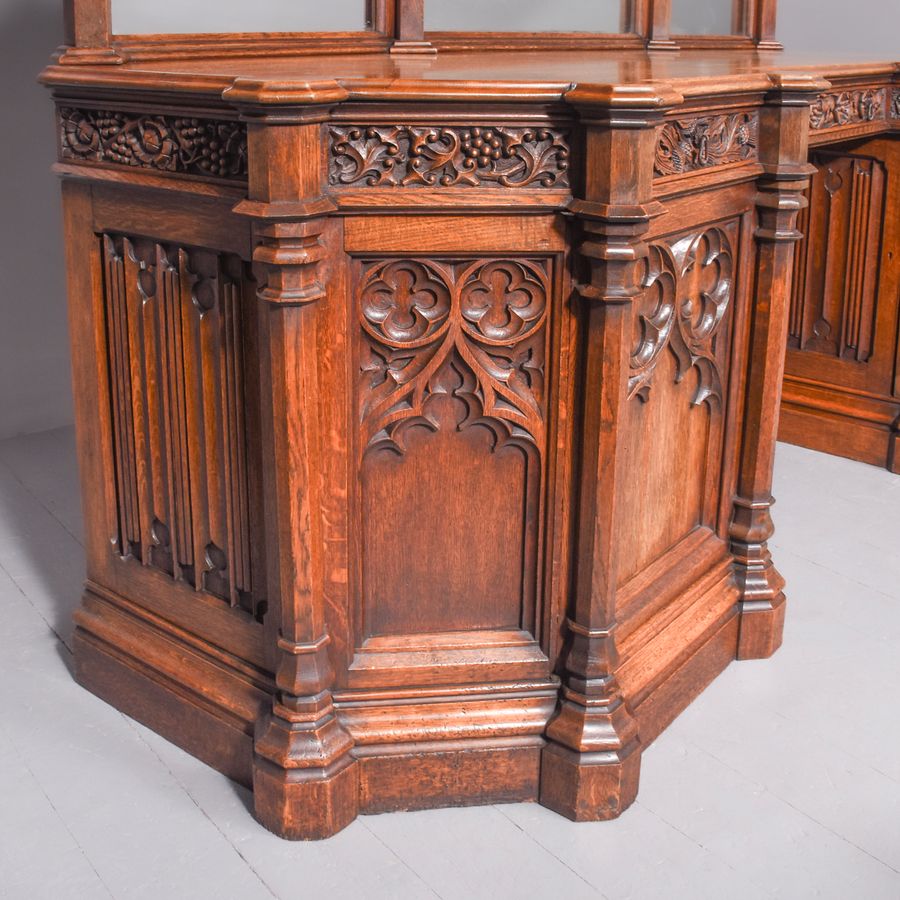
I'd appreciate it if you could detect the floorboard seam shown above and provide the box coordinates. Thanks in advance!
[492,805,610,899]
[125,722,282,900]
[0,453,85,550]
[359,819,446,899]
[0,721,116,899]
[688,740,900,877]
[0,554,71,652]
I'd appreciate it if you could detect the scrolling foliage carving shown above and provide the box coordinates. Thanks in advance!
[654,113,758,177]
[59,107,248,180]
[329,126,570,188]
[629,228,733,406]
[358,258,549,455]
[808,89,886,130]
[102,234,262,618]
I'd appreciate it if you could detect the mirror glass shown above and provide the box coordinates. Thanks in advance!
[426,0,631,33]
[112,0,365,34]
[670,0,739,35]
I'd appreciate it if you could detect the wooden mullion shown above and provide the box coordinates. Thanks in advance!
[64,0,112,47]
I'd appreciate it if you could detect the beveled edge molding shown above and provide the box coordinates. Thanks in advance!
[327,124,570,189]
[653,111,759,179]
[808,87,887,131]
[58,105,249,182]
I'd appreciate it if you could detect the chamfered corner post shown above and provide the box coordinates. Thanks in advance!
[731,75,825,661]
[231,87,359,839]
[539,87,676,821]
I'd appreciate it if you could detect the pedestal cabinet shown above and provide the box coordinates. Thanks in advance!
[43,0,899,839]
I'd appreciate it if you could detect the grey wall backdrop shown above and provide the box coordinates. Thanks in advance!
[1,0,898,440]
[1,0,70,439]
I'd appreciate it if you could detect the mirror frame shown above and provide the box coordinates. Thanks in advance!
[61,0,780,62]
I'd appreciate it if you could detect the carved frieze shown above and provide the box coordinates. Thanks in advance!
[892,89,900,119]
[654,113,758,178]
[358,258,549,453]
[629,227,733,406]
[808,89,886,130]
[329,126,570,188]
[101,234,261,617]
[59,107,248,180]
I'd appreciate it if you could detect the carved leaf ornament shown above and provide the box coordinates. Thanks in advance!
[629,229,732,406]
[654,113,758,177]
[359,259,549,456]
[59,107,248,180]
[808,89,885,130]
[330,126,569,188]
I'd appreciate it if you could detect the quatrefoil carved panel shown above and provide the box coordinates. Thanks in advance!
[359,258,549,456]
[629,227,733,407]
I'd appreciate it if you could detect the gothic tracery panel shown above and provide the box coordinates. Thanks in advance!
[355,256,552,639]
[358,258,548,455]
[629,227,733,406]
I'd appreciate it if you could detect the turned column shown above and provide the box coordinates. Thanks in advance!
[231,87,359,839]
[540,87,676,821]
[731,76,825,660]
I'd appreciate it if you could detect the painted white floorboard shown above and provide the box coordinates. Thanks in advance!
[0,427,898,900]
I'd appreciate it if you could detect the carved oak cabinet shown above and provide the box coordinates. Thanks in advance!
[781,88,900,472]
[43,2,899,839]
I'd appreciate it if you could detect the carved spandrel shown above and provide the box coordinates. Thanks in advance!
[629,227,733,406]
[808,89,886,131]
[358,258,549,454]
[654,113,758,177]
[59,107,248,181]
[329,126,570,189]
[101,233,261,618]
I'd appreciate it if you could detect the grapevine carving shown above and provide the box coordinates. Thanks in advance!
[59,107,248,180]
[808,89,886,130]
[629,228,733,407]
[654,113,758,177]
[359,258,549,456]
[330,126,569,188]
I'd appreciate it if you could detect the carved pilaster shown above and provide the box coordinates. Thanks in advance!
[731,76,825,660]
[540,87,676,821]
[235,111,358,839]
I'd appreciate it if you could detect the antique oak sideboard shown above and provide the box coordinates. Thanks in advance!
[43,0,899,839]
[781,100,900,472]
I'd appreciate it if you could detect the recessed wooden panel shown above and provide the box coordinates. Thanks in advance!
[101,233,263,618]
[617,223,737,585]
[789,151,886,362]
[354,257,551,638]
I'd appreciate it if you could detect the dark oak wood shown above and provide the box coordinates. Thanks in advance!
[43,6,900,839]
[781,121,900,472]
[56,0,782,60]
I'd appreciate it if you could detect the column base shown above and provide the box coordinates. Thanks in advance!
[540,743,641,821]
[737,594,786,660]
[253,755,359,840]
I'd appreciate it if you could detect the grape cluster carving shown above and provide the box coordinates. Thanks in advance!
[59,107,248,180]
[330,126,569,188]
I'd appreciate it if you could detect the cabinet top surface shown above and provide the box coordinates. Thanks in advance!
[43,49,899,105]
